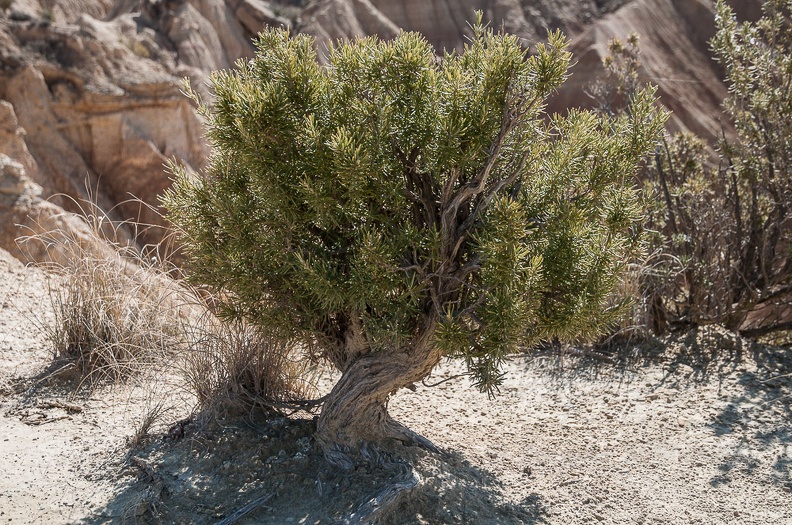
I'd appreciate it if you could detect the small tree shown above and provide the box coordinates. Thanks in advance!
[164,20,665,467]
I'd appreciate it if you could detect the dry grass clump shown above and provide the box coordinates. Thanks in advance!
[44,252,184,383]
[17,196,192,385]
[20,195,318,412]
[183,316,318,418]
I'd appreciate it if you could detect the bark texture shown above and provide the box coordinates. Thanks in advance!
[316,321,442,469]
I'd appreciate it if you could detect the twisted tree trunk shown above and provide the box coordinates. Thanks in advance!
[316,324,442,469]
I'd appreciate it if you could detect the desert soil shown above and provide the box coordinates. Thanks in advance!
[1,246,790,525]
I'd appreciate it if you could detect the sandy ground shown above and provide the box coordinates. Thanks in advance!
[1,246,790,525]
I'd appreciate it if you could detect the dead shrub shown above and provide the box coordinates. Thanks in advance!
[43,253,183,383]
[591,11,792,340]
[182,315,318,419]
[129,399,171,449]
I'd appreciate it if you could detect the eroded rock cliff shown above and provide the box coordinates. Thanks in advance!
[301,0,762,143]
[0,0,280,253]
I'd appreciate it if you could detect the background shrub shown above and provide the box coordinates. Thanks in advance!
[594,0,792,340]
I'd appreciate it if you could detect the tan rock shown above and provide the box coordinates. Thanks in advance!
[5,0,111,24]
[0,100,39,182]
[300,0,399,47]
[193,0,255,62]
[232,0,291,35]
[0,12,209,249]
[0,153,114,265]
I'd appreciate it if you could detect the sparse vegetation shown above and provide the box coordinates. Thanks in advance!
[26,209,186,384]
[24,198,316,412]
[128,399,171,450]
[182,316,318,420]
[591,0,792,341]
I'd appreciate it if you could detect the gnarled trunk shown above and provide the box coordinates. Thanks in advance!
[316,326,442,469]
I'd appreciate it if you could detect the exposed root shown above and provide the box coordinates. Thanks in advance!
[213,491,275,525]
[323,441,358,471]
[384,417,442,455]
[320,420,443,471]
[128,456,167,519]
[333,463,421,525]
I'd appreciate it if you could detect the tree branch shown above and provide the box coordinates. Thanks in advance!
[396,145,437,228]
[740,320,792,339]
[440,91,520,255]
[456,151,530,237]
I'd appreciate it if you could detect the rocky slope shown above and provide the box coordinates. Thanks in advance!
[0,0,294,255]
[300,0,632,52]
[0,0,764,260]
[549,0,763,142]
[301,0,762,142]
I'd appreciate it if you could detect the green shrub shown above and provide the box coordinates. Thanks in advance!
[164,19,666,465]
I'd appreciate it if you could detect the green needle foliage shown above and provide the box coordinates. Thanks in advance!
[164,18,666,400]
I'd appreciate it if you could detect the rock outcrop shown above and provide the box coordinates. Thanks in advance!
[549,0,763,144]
[0,152,116,265]
[1,13,205,248]
[0,1,309,257]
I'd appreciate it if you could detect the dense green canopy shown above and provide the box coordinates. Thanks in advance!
[164,20,666,395]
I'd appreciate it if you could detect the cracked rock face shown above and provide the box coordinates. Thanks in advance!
[0,0,257,253]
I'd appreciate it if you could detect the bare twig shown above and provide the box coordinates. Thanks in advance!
[213,492,275,525]
[24,414,70,426]
[421,373,470,388]
[39,400,83,413]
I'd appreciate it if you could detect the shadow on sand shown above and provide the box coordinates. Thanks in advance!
[527,326,791,492]
[76,413,548,525]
